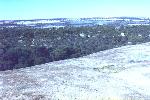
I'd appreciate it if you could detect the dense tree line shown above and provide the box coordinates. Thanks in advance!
[0,25,150,71]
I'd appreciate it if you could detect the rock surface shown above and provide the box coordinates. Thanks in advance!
[1,42,150,100]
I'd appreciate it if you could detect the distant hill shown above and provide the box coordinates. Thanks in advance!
[0,17,150,28]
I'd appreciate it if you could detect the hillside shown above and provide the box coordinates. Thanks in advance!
[1,25,150,71]
[0,42,150,100]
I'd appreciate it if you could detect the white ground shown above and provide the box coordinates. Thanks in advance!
[16,20,61,25]
[1,42,150,100]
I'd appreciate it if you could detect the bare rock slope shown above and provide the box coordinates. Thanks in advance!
[1,42,150,100]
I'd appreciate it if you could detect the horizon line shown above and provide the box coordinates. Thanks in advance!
[0,16,150,21]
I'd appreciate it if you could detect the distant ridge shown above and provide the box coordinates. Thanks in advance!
[0,17,150,28]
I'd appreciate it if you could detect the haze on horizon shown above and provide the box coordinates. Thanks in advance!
[0,0,150,20]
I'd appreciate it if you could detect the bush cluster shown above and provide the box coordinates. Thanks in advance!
[1,25,150,71]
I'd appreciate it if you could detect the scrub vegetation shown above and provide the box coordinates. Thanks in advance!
[1,25,150,71]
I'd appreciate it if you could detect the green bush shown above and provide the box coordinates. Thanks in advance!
[1,25,150,71]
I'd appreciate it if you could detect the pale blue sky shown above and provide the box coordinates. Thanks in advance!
[0,0,150,20]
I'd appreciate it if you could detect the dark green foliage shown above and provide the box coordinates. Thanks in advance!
[34,57,49,65]
[35,47,50,57]
[1,25,150,71]
[52,46,81,60]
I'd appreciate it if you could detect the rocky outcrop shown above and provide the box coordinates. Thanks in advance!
[1,42,150,100]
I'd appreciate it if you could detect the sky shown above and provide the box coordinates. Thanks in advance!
[0,0,150,20]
